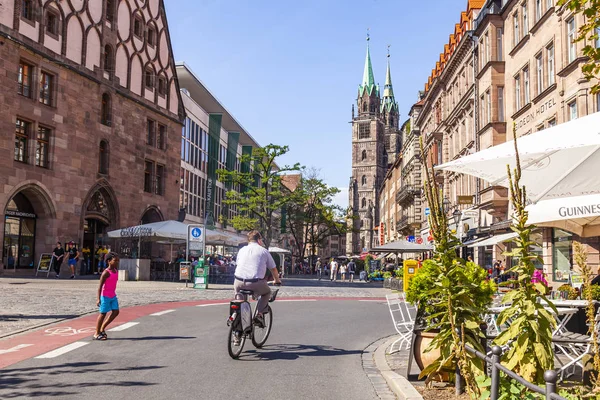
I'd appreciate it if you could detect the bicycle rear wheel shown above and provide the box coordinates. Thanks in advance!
[251,305,272,348]
[227,324,245,359]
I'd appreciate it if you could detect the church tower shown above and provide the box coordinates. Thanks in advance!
[381,49,401,168]
[347,36,387,255]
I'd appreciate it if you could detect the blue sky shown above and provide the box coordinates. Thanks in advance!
[164,0,468,207]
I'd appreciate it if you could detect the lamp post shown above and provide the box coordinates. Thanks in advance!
[443,197,451,214]
[453,208,463,258]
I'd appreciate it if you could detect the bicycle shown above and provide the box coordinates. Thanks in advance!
[226,283,280,359]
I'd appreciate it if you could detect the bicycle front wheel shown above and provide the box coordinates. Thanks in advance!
[251,305,273,348]
[227,324,245,359]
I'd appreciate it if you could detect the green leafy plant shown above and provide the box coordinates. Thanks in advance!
[383,271,393,279]
[394,267,403,279]
[365,255,373,273]
[583,284,600,301]
[493,123,557,385]
[557,284,580,300]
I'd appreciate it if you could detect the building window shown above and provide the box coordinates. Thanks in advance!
[106,0,115,23]
[362,175,367,186]
[21,0,34,21]
[358,124,370,139]
[496,27,503,61]
[536,54,543,95]
[522,2,528,33]
[99,140,109,174]
[567,17,576,63]
[548,118,556,127]
[523,67,530,104]
[157,124,166,150]
[158,77,167,96]
[101,93,111,126]
[597,92,600,112]
[513,13,520,46]
[568,100,577,120]
[145,67,155,89]
[535,0,542,22]
[515,76,521,110]
[148,26,156,47]
[18,61,32,98]
[45,9,59,36]
[547,0,553,8]
[547,43,555,86]
[36,126,50,168]
[552,228,572,282]
[134,16,143,38]
[147,119,156,146]
[103,45,113,72]
[486,90,491,124]
[144,160,153,193]
[361,149,367,161]
[155,164,164,195]
[361,198,367,208]
[480,95,486,126]
[39,71,54,106]
[14,119,29,163]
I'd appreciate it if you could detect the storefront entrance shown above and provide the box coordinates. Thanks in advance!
[2,193,37,269]
[82,218,108,274]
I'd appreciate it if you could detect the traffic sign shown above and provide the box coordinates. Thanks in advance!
[424,207,430,216]
[416,237,423,244]
[407,236,415,243]
[189,226,203,242]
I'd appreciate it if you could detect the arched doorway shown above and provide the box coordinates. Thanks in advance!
[3,184,56,270]
[82,183,118,274]
[141,207,163,224]
[139,206,164,259]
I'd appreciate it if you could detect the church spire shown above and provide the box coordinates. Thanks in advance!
[359,31,378,97]
[381,46,398,113]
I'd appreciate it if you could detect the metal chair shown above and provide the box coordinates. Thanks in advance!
[386,293,417,354]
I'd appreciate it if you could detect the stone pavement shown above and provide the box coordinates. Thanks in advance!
[0,276,388,338]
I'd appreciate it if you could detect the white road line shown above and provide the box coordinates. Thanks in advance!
[150,309,175,316]
[35,342,88,359]
[196,303,228,307]
[277,299,317,302]
[0,344,34,355]
[359,300,385,302]
[107,322,139,332]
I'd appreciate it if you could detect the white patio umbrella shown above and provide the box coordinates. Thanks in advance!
[107,220,187,240]
[435,112,600,203]
[526,193,600,237]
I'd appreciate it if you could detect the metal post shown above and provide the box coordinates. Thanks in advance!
[544,370,557,400]
[480,323,488,375]
[490,346,502,400]
[455,328,464,395]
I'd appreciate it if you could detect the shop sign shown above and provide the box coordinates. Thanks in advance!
[515,98,557,132]
[458,195,474,205]
[120,226,153,237]
[35,253,53,277]
[5,210,36,218]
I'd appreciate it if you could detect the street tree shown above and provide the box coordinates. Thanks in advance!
[558,0,600,93]
[285,168,347,262]
[217,144,301,248]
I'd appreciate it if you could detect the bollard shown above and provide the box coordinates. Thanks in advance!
[490,346,502,400]
[544,370,557,400]
[455,364,464,395]
[479,323,488,375]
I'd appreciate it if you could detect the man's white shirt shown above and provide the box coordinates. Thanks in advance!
[234,242,276,279]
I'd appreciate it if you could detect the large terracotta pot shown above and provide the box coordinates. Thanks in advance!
[414,330,440,371]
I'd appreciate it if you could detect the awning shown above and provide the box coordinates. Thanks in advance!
[462,236,490,246]
[468,232,517,248]
[370,240,433,253]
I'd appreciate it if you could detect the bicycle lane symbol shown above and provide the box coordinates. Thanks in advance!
[44,326,96,337]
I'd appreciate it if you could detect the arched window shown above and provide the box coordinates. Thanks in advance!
[101,93,111,125]
[361,150,367,161]
[361,175,367,186]
[361,197,367,208]
[104,45,113,72]
[362,102,367,112]
[106,0,115,23]
[99,140,109,174]
[390,116,394,127]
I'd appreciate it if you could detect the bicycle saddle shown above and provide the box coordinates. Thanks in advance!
[239,289,254,295]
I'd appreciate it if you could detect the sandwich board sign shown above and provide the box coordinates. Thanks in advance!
[36,253,53,277]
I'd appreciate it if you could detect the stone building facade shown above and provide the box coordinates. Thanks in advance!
[0,0,184,272]
[347,39,400,254]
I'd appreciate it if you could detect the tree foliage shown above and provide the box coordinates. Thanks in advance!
[558,0,600,93]
[217,144,301,247]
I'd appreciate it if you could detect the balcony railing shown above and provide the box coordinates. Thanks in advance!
[396,185,420,204]
[396,214,416,231]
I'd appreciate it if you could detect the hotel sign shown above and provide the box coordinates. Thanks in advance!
[458,195,474,205]
[515,98,556,132]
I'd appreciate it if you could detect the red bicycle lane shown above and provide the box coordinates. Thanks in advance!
[0,296,385,369]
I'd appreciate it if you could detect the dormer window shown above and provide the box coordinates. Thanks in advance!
[134,16,143,38]
[145,67,155,89]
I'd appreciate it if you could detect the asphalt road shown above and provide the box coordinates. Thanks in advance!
[0,300,394,400]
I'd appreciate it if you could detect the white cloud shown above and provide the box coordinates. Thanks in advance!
[332,187,349,210]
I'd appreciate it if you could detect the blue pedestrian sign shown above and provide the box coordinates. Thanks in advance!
[407,236,415,243]
[189,226,203,242]
[424,207,430,216]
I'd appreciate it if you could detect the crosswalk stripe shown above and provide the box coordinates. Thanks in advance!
[35,342,88,359]
[0,344,33,355]
[107,322,139,332]
[150,309,175,316]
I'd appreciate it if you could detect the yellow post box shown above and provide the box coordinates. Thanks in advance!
[403,259,420,292]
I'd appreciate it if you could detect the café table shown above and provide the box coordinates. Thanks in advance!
[486,306,578,336]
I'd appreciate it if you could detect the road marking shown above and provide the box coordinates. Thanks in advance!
[277,299,317,302]
[44,326,96,336]
[107,322,139,332]
[359,300,385,302]
[150,309,175,316]
[35,342,88,359]
[196,303,228,307]
[0,344,33,355]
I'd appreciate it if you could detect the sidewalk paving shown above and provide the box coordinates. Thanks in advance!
[0,276,387,338]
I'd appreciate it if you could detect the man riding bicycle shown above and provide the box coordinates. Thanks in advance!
[233,230,282,328]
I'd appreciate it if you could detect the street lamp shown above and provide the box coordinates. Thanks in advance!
[452,209,462,227]
[442,197,451,214]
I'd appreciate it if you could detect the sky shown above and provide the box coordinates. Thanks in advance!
[164,0,469,208]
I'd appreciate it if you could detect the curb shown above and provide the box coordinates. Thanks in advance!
[374,337,423,400]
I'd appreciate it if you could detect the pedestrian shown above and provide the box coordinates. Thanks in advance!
[95,245,106,274]
[347,259,356,283]
[51,242,65,279]
[103,245,112,272]
[330,258,338,281]
[66,241,79,279]
[315,258,323,280]
[82,245,91,275]
[94,252,120,341]
[340,262,347,282]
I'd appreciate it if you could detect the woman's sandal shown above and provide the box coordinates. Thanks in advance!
[93,332,107,341]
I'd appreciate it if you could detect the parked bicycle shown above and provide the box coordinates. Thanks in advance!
[226,283,280,359]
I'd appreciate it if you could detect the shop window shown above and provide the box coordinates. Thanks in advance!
[36,126,50,168]
[101,93,111,126]
[18,61,32,98]
[39,71,55,106]
[14,118,30,163]
[552,228,573,282]
[99,140,109,175]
